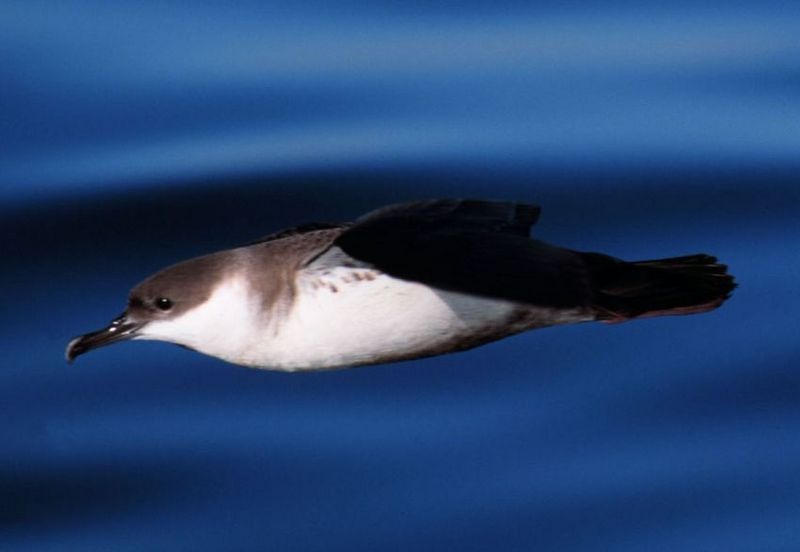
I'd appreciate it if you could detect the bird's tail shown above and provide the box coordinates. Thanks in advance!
[581,252,736,322]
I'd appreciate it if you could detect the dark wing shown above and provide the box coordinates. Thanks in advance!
[247,222,348,246]
[334,199,592,308]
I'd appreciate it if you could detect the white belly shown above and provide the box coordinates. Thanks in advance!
[138,257,591,371]
[251,267,521,370]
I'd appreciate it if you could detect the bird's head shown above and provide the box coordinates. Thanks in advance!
[66,251,237,362]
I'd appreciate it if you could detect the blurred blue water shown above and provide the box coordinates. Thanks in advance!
[2,2,800,551]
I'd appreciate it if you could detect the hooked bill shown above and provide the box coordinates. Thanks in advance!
[66,199,736,371]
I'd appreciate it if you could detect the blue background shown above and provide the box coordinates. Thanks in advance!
[2,2,800,550]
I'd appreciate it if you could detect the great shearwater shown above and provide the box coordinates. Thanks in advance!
[66,199,736,370]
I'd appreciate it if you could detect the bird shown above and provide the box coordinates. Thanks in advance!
[66,199,736,371]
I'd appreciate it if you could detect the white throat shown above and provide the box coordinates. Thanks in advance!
[133,261,589,371]
[136,275,265,365]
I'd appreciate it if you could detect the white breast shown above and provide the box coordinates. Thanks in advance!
[134,251,590,371]
[251,266,520,371]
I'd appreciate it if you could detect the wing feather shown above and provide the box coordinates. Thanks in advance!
[333,199,591,308]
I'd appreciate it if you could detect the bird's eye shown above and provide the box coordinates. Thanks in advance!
[155,297,173,311]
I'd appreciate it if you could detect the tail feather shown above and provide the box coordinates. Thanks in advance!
[581,252,736,322]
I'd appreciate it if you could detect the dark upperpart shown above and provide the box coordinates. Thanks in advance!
[581,252,736,322]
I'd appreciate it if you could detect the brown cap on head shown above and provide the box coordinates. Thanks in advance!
[66,250,235,362]
[127,250,234,319]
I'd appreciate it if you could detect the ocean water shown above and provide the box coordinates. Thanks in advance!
[2,2,800,550]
